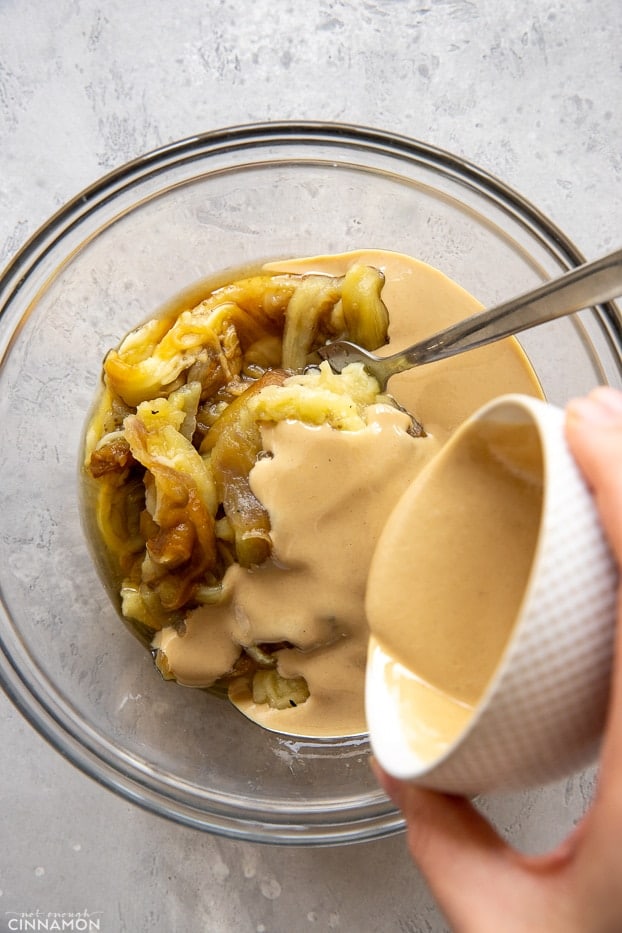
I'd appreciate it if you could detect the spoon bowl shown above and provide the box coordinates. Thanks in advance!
[319,248,622,390]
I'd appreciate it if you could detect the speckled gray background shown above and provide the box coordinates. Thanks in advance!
[0,1,620,931]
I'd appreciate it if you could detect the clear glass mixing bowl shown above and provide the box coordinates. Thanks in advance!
[0,123,620,845]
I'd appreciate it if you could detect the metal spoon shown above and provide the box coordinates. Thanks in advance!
[317,248,622,391]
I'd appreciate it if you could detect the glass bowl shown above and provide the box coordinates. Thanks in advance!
[0,122,620,845]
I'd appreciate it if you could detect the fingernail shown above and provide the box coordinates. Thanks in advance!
[567,388,622,426]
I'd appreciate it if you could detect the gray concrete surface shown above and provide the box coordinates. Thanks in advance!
[0,1,620,931]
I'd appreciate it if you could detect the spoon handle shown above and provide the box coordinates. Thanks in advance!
[396,247,622,370]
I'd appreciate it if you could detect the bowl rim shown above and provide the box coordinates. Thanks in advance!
[0,121,620,844]
[2,121,620,369]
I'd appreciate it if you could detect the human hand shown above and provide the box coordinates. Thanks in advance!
[371,386,622,933]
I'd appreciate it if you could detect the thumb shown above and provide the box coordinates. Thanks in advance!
[372,758,507,864]
[371,760,525,928]
[565,386,622,565]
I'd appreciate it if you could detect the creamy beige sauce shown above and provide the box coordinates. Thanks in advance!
[155,405,437,736]
[154,249,543,737]
[368,637,474,763]
[366,420,544,761]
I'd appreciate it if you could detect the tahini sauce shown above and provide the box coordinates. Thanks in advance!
[154,249,542,737]
[366,420,544,762]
